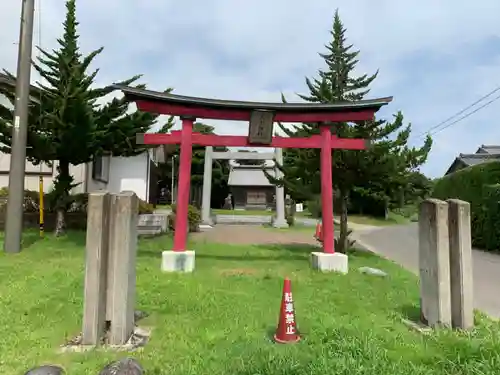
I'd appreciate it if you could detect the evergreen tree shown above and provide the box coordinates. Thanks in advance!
[234,150,265,166]
[0,0,169,235]
[270,10,432,252]
[157,122,230,208]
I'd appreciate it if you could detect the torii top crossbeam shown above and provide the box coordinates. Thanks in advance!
[115,84,392,260]
[114,85,392,123]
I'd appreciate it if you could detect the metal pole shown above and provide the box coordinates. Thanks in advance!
[4,0,36,253]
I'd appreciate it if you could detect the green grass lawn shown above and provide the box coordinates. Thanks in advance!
[1,232,499,374]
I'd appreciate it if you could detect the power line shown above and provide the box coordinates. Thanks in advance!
[415,85,500,138]
[422,92,500,138]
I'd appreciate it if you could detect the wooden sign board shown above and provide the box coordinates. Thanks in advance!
[248,110,275,144]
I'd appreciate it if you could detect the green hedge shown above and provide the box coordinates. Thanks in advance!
[432,161,500,250]
[482,184,500,251]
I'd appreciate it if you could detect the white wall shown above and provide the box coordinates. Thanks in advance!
[83,153,149,201]
[0,151,150,201]
[105,154,149,201]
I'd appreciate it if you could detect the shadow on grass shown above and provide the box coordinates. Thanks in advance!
[196,253,307,262]
[15,230,87,251]
[51,230,87,248]
[255,243,317,254]
[399,303,422,322]
[21,231,44,249]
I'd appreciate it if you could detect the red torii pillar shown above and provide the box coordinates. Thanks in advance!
[115,85,392,271]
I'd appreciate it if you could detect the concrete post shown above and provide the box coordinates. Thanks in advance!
[418,199,452,327]
[107,191,139,345]
[201,146,214,226]
[273,148,288,228]
[447,199,474,329]
[82,192,111,345]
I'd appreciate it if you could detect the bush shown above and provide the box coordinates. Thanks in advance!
[480,184,500,251]
[432,161,500,250]
[168,204,201,232]
[138,199,154,214]
[306,196,322,218]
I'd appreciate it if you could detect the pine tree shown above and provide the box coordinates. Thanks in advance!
[157,122,230,208]
[270,10,432,252]
[0,0,169,235]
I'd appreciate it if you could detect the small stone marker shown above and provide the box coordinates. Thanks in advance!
[82,191,140,347]
[358,266,387,277]
[24,365,65,375]
[82,192,111,346]
[99,358,143,375]
[447,199,474,330]
[418,199,452,327]
[107,192,139,345]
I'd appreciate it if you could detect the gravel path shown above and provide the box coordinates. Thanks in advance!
[192,224,322,246]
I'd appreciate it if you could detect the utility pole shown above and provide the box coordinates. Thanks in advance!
[4,0,36,253]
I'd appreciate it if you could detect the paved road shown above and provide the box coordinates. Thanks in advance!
[355,223,500,318]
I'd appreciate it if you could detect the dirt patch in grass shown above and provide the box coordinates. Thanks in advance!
[219,267,260,276]
[192,224,319,246]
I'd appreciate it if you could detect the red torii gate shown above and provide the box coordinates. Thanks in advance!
[115,86,392,254]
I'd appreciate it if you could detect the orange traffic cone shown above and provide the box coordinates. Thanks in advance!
[273,278,301,344]
[314,223,323,242]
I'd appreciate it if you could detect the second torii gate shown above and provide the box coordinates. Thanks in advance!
[201,147,288,228]
[115,85,392,273]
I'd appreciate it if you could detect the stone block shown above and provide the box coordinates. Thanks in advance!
[199,224,214,231]
[310,252,348,274]
[447,199,474,329]
[272,216,289,228]
[24,365,65,375]
[162,250,195,272]
[137,213,169,235]
[419,199,451,327]
[107,191,139,345]
[82,192,111,346]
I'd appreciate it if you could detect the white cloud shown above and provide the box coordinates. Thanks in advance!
[3,0,500,177]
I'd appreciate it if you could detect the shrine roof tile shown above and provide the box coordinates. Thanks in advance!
[114,85,392,113]
[228,167,275,187]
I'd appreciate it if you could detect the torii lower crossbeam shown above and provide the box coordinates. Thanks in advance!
[137,132,369,150]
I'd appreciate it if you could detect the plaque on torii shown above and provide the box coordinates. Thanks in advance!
[248,109,275,145]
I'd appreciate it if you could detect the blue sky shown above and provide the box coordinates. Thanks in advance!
[2,0,500,177]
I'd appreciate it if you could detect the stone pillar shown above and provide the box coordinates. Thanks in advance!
[419,199,451,327]
[107,191,139,345]
[82,192,111,345]
[447,199,474,329]
[273,148,288,228]
[201,146,214,227]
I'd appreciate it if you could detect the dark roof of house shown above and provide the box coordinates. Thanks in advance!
[113,85,393,113]
[476,145,500,155]
[445,144,500,175]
